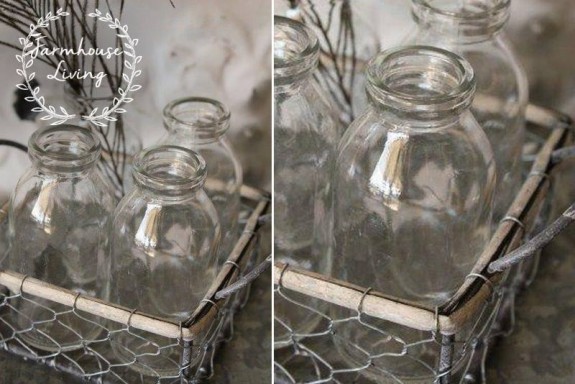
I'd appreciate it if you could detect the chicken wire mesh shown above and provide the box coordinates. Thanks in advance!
[274,245,537,384]
[274,283,504,384]
[0,186,270,384]
[274,104,574,384]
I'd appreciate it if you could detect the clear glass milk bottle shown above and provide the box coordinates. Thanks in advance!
[274,16,340,348]
[404,0,528,220]
[108,145,220,376]
[332,46,496,381]
[159,97,241,265]
[7,125,116,352]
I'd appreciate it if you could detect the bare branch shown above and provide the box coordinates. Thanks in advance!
[488,202,575,273]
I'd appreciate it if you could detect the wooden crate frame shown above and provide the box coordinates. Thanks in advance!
[0,184,270,382]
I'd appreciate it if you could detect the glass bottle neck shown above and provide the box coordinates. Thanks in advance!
[132,145,207,201]
[29,125,101,176]
[366,46,476,122]
[163,97,230,145]
[411,0,510,43]
[274,16,319,93]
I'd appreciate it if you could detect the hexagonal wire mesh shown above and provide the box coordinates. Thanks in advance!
[0,185,270,383]
[273,104,574,384]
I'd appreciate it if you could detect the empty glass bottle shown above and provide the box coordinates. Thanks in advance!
[7,125,116,352]
[404,0,528,220]
[332,46,496,381]
[108,145,220,376]
[159,97,241,265]
[274,16,340,348]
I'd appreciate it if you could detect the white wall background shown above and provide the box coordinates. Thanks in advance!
[0,0,272,199]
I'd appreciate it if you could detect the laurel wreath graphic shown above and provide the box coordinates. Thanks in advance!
[16,8,142,126]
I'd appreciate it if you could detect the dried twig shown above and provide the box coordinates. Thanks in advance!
[488,202,575,273]
[551,145,575,165]
[287,0,358,125]
[215,255,272,300]
[0,140,28,153]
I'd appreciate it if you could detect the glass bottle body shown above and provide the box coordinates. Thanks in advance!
[7,125,116,352]
[159,97,241,265]
[274,16,340,348]
[404,0,528,220]
[331,47,496,381]
[108,146,220,376]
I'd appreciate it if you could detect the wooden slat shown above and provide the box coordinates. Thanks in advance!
[0,269,190,339]
[274,263,458,334]
[0,185,270,340]
[442,113,569,312]
[183,198,270,330]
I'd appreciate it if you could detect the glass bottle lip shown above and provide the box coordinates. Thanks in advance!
[366,45,476,120]
[162,97,231,143]
[411,0,511,39]
[274,16,319,85]
[28,125,101,173]
[132,145,207,197]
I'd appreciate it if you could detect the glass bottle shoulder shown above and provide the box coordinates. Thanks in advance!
[119,186,216,225]
[337,109,496,184]
[405,29,528,104]
[275,80,340,148]
[113,190,219,256]
[10,168,116,215]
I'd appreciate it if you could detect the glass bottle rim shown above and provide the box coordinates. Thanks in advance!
[132,145,207,196]
[412,0,510,21]
[366,45,476,119]
[411,0,510,39]
[163,97,231,142]
[274,16,319,83]
[28,125,101,172]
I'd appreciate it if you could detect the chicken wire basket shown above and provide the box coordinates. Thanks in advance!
[274,104,574,384]
[0,184,270,384]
